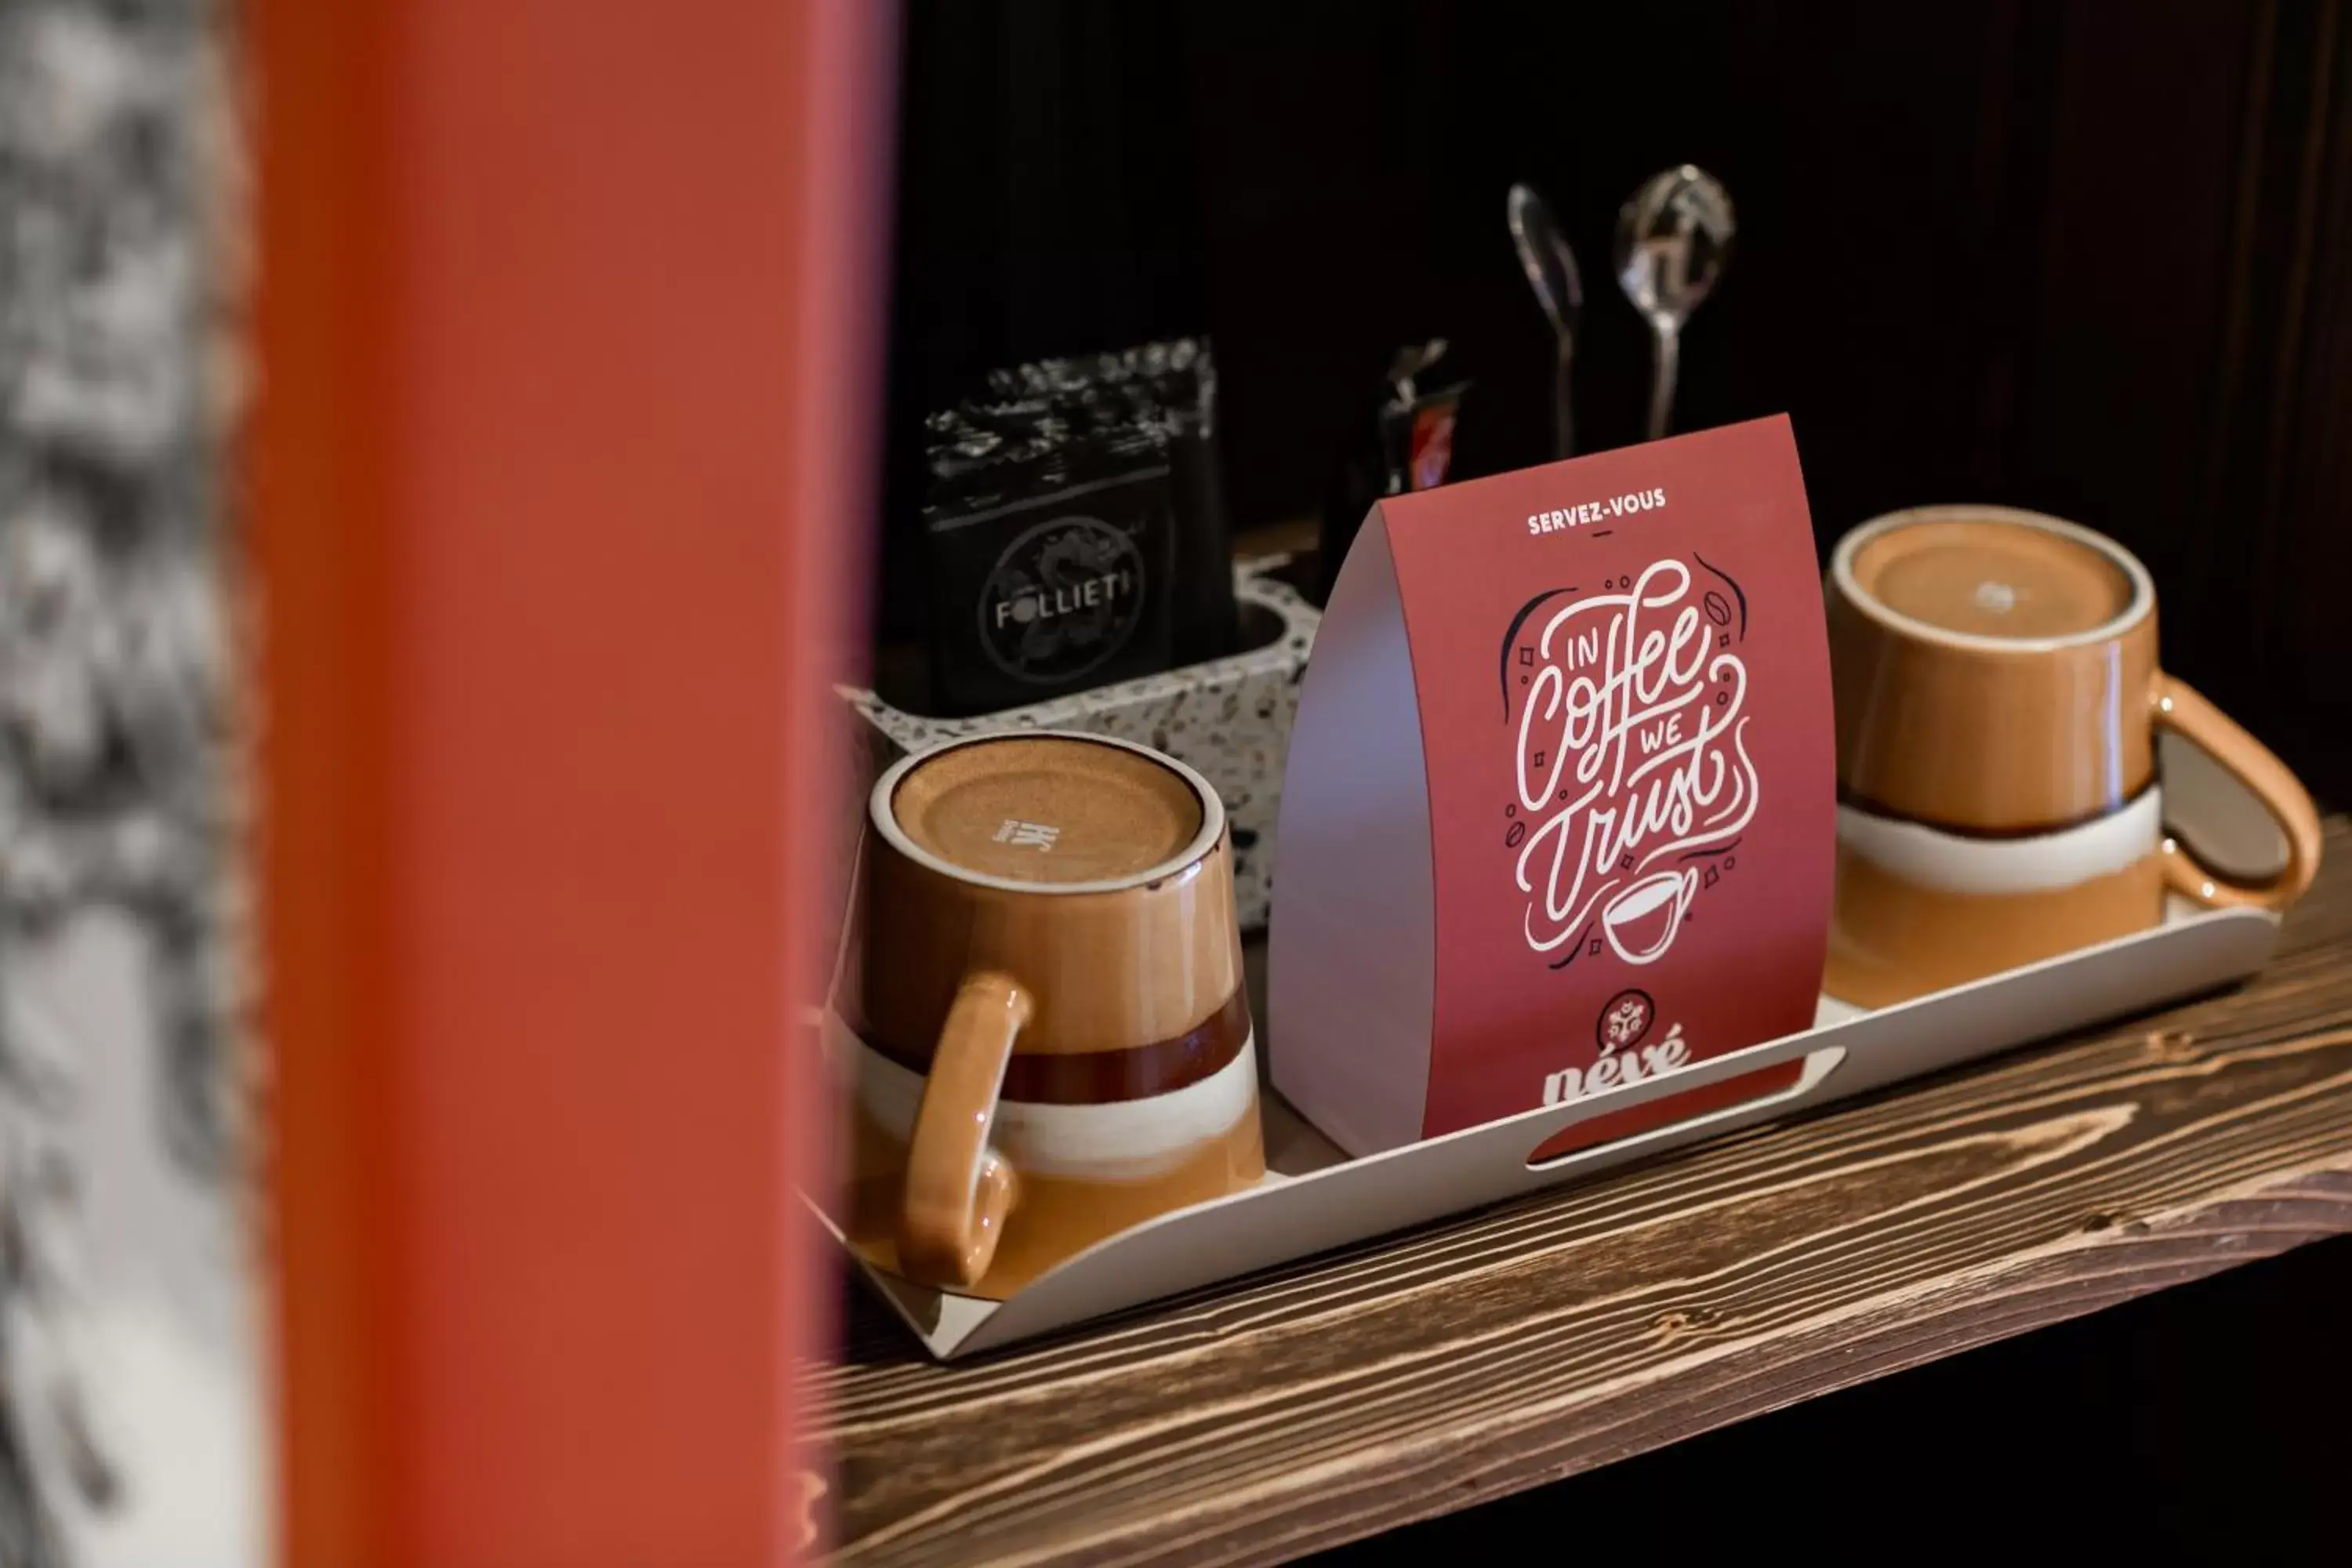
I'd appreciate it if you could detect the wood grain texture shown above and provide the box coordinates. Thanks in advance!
[815,818,2352,1566]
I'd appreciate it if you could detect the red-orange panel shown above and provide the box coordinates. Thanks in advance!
[255,2,891,1561]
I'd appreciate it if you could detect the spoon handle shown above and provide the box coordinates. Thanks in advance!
[1646,321,1679,443]
[1553,343,1576,459]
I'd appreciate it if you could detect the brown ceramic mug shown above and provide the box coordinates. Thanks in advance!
[1823,506,2322,1007]
[831,731,1263,1298]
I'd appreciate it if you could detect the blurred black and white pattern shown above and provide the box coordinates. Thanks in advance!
[0,2,260,1564]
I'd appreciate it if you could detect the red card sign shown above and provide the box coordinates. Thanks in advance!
[1272,416,1834,1152]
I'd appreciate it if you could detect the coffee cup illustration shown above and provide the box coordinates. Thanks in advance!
[1600,868,1698,964]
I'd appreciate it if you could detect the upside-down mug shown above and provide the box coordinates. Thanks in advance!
[830,731,1264,1298]
[1823,505,2322,1007]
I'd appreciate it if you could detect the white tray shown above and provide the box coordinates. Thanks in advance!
[815,734,2290,1360]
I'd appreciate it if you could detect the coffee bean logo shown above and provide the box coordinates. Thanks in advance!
[1597,988,1655,1054]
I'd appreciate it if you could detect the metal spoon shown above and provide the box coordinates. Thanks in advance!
[1614,165,1735,441]
[1506,183,1583,459]
[1385,338,1449,405]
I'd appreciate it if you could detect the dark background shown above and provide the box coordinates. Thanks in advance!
[883,0,2352,804]
[1314,1233,2352,1561]
[880,2,2352,1549]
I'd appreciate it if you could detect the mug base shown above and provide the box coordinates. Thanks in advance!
[833,1022,1268,1299]
[842,1097,1266,1300]
[1824,844,2162,1009]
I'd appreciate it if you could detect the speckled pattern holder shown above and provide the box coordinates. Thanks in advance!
[837,562,1320,931]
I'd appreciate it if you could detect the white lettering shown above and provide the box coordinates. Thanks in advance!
[1539,1023,1693,1106]
[1512,558,1759,964]
[992,818,1060,851]
[1526,488,1668,535]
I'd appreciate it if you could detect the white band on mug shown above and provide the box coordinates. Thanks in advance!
[1836,789,2161,896]
[837,1012,1259,1180]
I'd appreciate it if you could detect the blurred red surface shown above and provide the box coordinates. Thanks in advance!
[253,2,892,1561]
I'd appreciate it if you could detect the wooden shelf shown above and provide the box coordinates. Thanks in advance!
[812,818,2352,1565]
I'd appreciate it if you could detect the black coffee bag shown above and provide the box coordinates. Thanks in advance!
[922,406,1175,717]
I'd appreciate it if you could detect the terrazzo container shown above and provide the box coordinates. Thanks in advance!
[837,561,1319,931]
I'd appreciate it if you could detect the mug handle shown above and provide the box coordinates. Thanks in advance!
[897,971,1032,1288]
[2150,673,2323,910]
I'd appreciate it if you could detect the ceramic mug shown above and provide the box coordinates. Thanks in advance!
[1822,505,2322,1007]
[831,730,1263,1298]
